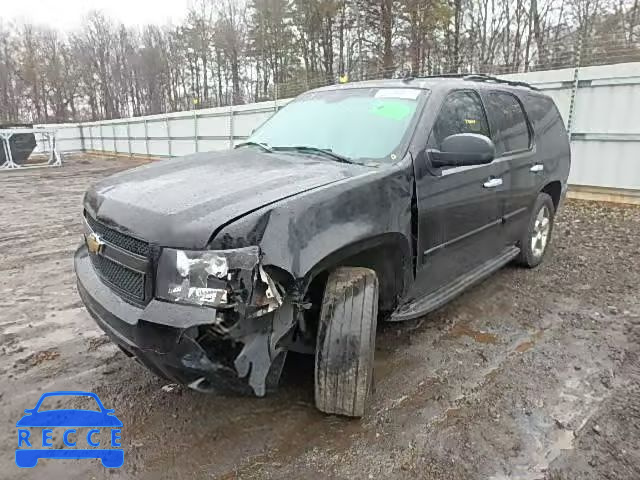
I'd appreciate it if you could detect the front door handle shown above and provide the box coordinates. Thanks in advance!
[530,163,544,173]
[483,178,503,188]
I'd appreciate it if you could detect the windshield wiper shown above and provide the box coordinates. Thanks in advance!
[235,141,273,152]
[271,146,355,164]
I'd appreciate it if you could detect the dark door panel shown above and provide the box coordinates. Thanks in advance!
[409,161,507,301]
[503,149,539,242]
[409,89,506,304]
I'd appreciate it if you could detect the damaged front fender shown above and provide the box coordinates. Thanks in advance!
[152,245,297,396]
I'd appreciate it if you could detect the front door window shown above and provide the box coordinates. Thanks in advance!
[429,90,491,151]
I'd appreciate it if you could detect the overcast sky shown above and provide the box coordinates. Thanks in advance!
[0,0,191,31]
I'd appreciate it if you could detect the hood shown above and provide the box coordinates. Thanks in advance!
[85,148,369,249]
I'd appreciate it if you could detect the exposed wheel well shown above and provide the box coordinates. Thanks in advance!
[300,239,409,347]
[541,181,562,211]
[306,242,407,314]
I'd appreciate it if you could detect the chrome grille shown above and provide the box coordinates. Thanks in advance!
[85,213,150,257]
[84,212,150,304]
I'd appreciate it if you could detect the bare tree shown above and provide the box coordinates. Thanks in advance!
[217,0,247,105]
[0,0,638,123]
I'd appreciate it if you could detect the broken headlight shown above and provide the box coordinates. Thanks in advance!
[156,246,262,308]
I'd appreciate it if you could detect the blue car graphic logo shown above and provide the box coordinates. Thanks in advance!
[15,391,123,468]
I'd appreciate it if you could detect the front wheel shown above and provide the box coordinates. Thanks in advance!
[314,267,379,417]
[517,192,555,268]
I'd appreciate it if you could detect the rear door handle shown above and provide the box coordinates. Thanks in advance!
[530,164,544,173]
[483,178,503,188]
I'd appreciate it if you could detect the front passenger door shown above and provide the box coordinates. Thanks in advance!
[409,90,508,302]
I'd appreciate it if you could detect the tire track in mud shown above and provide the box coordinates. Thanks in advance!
[545,314,640,480]
[223,215,639,480]
[210,279,564,478]
[1,158,640,480]
[0,156,152,479]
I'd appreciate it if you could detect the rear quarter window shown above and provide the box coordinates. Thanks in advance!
[484,92,531,156]
[521,94,568,139]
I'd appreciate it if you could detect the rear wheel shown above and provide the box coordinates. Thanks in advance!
[517,192,555,268]
[314,267,378,417]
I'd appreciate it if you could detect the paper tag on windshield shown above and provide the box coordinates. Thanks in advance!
[374,89,421,100]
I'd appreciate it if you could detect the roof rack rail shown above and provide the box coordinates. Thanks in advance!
[401,72,539,90]
[462,74,539,91]
[401,73,468,82]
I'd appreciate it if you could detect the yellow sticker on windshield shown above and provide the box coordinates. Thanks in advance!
[464,119,477,125]
[370,101,414,120]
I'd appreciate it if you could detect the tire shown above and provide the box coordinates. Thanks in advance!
[314,267,378,417]
[517,192,555,268]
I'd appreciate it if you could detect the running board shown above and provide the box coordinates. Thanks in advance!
[390,246,520,322]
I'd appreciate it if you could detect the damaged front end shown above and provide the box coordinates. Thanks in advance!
[156,246,283,317]
[138,246,295,396]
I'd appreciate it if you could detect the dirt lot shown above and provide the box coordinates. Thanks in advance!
[1,155,639,480]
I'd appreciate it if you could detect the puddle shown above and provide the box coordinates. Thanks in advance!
[449,323,499,344]
[490,428,575,480]
[515,341,535,353]
[515,331,544,353]
[551,428,575,451]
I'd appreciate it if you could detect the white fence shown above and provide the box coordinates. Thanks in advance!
[38,62,640,193]
[503,62,640,192]
[38,99,291,158]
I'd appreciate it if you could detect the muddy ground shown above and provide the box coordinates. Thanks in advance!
[1,155,639,480]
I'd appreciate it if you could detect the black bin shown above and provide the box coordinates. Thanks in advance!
[0,123,37,166]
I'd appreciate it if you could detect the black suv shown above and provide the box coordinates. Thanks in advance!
[75,75,570,417]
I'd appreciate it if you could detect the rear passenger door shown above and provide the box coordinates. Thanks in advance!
[481,91,536,244]
[411,90,509,299]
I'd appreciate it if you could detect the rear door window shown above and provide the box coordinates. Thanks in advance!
[429,90,490,149]
[484,92,531,156]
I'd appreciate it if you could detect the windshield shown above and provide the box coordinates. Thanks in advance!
[248,87,426,163]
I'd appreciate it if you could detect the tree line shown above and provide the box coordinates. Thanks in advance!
[0,0,638,124]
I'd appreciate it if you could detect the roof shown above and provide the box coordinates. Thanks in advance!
[311,74,540,95]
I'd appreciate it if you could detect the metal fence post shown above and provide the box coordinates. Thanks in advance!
[144,119,149,156]
[194,110,199,153]
[229,105,234,149]
[99,124,104,152]
[47,131,54,164]
[274,82,279,112]
[165,115,172,157]
[112,124,117,154]
[90,124,94,152]
[126,121,132,156]
[566,30,584,138]
[79,124,86,152]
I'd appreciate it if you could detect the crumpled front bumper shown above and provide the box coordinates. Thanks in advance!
[74,246,294,396]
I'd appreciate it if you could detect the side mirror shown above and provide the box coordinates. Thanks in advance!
[429,133,495,168]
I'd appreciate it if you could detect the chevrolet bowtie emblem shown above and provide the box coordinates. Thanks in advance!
[86,232,104,255]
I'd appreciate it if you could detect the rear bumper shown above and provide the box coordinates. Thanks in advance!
[74,246,289,395]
